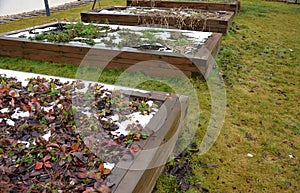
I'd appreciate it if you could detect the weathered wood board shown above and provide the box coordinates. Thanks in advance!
[107,91,188,193]
[81,6,234,34]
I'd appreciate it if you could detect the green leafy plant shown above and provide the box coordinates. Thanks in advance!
[138,101,150,115]
[22,154,36,164]
[29,22,111,45]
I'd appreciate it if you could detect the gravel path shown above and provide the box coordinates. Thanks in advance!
[0,0,94,24]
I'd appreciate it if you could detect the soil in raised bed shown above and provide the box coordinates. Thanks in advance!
[6,22,212,55]
[0,72,163,192]
[90,6,233,32]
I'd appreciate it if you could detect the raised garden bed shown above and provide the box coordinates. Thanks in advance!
[0,68,188,192]
[127,0,241,13]
[81,6,234,34]
[0,22,222,78]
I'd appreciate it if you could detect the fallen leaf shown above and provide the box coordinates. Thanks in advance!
[71,143,80,151]
[103,168,111,175]
[46,143,60,149]
[34,162,43,170]
[78,168,87,172]
[45,115,55,121]
[77,172,87,179]
[87,172,96,179]
[82,189,93,193]
[8,90,16,97]
[43,155,52,162]
[99,163,104,173]
[44,161,52,168]
[21,105,31,112]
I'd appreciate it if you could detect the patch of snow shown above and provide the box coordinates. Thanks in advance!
[7,27,57,39]
[111,111,156,137]
[98,9,134,15]
[104,162,115,170]
[6,119,15,126]
[57,104,63,109]
[82,111,93,117]
[152,108,159,112]
[101,117,108,121]
[42,130,51,141]
[129,112,156,127]
[153,32,171,40]
[146,100,153,107]
[101,91,112,98]
[41,102,55,113]
[113,120,131,136]
[0,108,10,113]
[0,118,15,126]
[110,114,119,122]
[11,108,30,119]
[31,27,57,34]
[17,140,30,148]
[182,31,212,43]
[289,154,294,159]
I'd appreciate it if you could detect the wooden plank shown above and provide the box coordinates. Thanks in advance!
[108,94,189,193]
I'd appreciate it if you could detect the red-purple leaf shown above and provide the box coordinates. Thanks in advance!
[71,143,80,151]
[77,172,87,179]
[34,162,43,170]
[46,143,60,149]
[99,163,104,173]
[43,155,52,162]
[44,161,52,168]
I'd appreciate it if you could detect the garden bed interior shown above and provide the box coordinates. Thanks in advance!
[0,22,222,79]
[0,68,188,192]
[127,0,241,13]
[81,6,234,34]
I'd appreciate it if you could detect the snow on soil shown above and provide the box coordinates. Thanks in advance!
[0,69,165,169]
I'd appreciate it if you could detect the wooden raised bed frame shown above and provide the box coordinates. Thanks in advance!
[0,22,222,79]
[127,0,241,13]
[107,89,188,193]
[0,69,188,193]
[81,6,234,34]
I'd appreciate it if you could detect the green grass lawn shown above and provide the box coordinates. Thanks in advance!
[0,0,299,192]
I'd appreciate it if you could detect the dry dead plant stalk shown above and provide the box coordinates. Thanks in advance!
[135,8,208,31]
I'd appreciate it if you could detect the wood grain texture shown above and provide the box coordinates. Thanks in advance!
[106,94,189,193]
